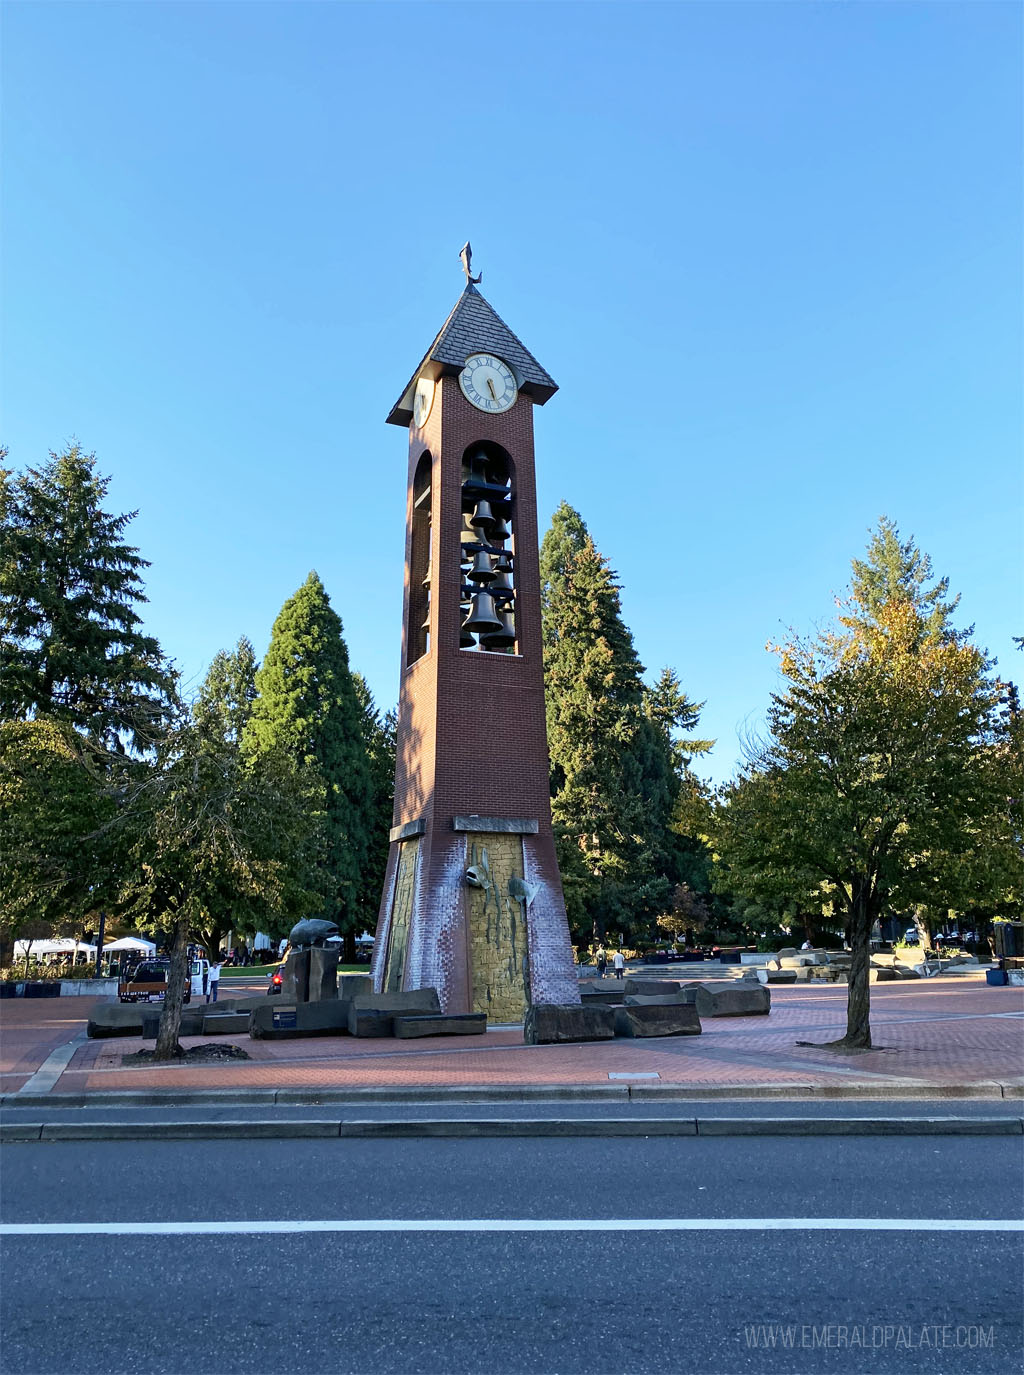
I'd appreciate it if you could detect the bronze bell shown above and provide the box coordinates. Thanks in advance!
[490,571,514,599]
[466,551,496,583]
[481,608,516,650]
[489,517,511,543]
[463,591,502,636]
[470,500,496,532]
[465,450,487,479]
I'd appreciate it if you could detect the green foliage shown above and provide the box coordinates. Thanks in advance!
[243,572,372,936]
[540,507,714,945]
[352,673,396,935]
[0,719,114,942]
[845,516,964,649]
[0,444,176,751]
[714,518,1007,1046]
[193,636,257,745]
[119,713,323,937]
[180,638,316,957]
[539,500,589,652]
[118,706,325,1057]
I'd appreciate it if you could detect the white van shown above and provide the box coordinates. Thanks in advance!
[190,958,210,999]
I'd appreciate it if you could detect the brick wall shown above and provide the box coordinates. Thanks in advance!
[373,375,579,1013]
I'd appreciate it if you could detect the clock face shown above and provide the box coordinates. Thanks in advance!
[459,353,517,413]
[412,376,435,429]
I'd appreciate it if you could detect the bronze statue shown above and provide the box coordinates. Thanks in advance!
[287,919,340,949]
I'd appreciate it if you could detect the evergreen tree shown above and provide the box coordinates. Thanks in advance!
[193,637,257,745]
[845,516,964,649]
[539,501,589,652]
[352,673,396,940]
[0,444,176,750]
[642,668,717,914]
[243,573,372,940]
[541,523,672,944]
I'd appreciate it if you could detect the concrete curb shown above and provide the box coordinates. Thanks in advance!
[4,1081,1022,1110]
[2,1116,1021,1143]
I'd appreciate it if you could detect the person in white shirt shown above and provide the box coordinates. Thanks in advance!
[207,961,222,1004]
[612,950,625,979]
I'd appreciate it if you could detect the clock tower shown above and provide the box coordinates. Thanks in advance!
[370,249,580,1019]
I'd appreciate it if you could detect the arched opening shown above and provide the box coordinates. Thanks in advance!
[459,442,517,654]
[406,452,432,665]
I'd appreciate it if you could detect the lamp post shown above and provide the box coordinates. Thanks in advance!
[94,910,106,977]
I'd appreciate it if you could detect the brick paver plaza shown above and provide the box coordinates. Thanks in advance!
[2,981,1021,1097]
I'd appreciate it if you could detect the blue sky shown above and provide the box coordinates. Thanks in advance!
[3,1,1020,783]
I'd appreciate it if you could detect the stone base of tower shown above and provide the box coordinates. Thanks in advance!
[370,821,580,1018]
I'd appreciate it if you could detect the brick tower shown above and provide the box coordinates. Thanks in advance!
[370,250,580,1019]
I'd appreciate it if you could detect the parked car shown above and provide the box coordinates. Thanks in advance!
[119,960,192,1004]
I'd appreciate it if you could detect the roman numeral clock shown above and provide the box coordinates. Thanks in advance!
[370,245,580,1020]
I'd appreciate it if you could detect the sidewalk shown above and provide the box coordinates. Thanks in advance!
[3,982,1021,1101]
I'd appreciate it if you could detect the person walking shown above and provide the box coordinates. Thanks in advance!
[612,949,626,979]
[595,946,607,979]
[207,960,222,1004]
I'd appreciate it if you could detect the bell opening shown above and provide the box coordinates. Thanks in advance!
[459,442,517,654]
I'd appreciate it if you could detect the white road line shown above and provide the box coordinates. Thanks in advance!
[1,1218,1021,1236]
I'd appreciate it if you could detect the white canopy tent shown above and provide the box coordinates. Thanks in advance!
[103,937,157,954]
[13,938,97,959]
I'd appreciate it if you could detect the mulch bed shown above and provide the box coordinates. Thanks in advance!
[122,1043,251,1065]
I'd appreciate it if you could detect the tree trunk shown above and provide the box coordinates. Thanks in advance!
[842,883,874,1049]
[154,909,191,1060]
[343,930,356,964]
[198,923,227,964]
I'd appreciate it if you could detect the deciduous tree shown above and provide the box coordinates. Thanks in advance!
[120,713,323,1059]
[716,522,1005,1047]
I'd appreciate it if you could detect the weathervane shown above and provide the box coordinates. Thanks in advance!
[460,241,482,286]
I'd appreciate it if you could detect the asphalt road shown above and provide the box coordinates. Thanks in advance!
[2,1136,1021,1374]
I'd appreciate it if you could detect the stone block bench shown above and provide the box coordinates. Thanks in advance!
[524,1003,616,1044]
[250,1000,351,1040]
[615,1003,701,1038]
[623,978,683,997]
[580,986,626,1006]
[202,1012,250,1035]
[348,989,442,1038]
[694,985,771,1017]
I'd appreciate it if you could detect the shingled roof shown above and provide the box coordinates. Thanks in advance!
[386,284,558,426]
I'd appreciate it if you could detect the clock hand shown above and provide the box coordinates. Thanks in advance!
[487,378,497,399]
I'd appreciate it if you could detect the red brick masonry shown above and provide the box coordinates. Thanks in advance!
[3,983,1020,1096]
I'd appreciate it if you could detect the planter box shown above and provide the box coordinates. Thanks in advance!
[0,983,22,998]
[60,979,119,997]
[23,981,61,998]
